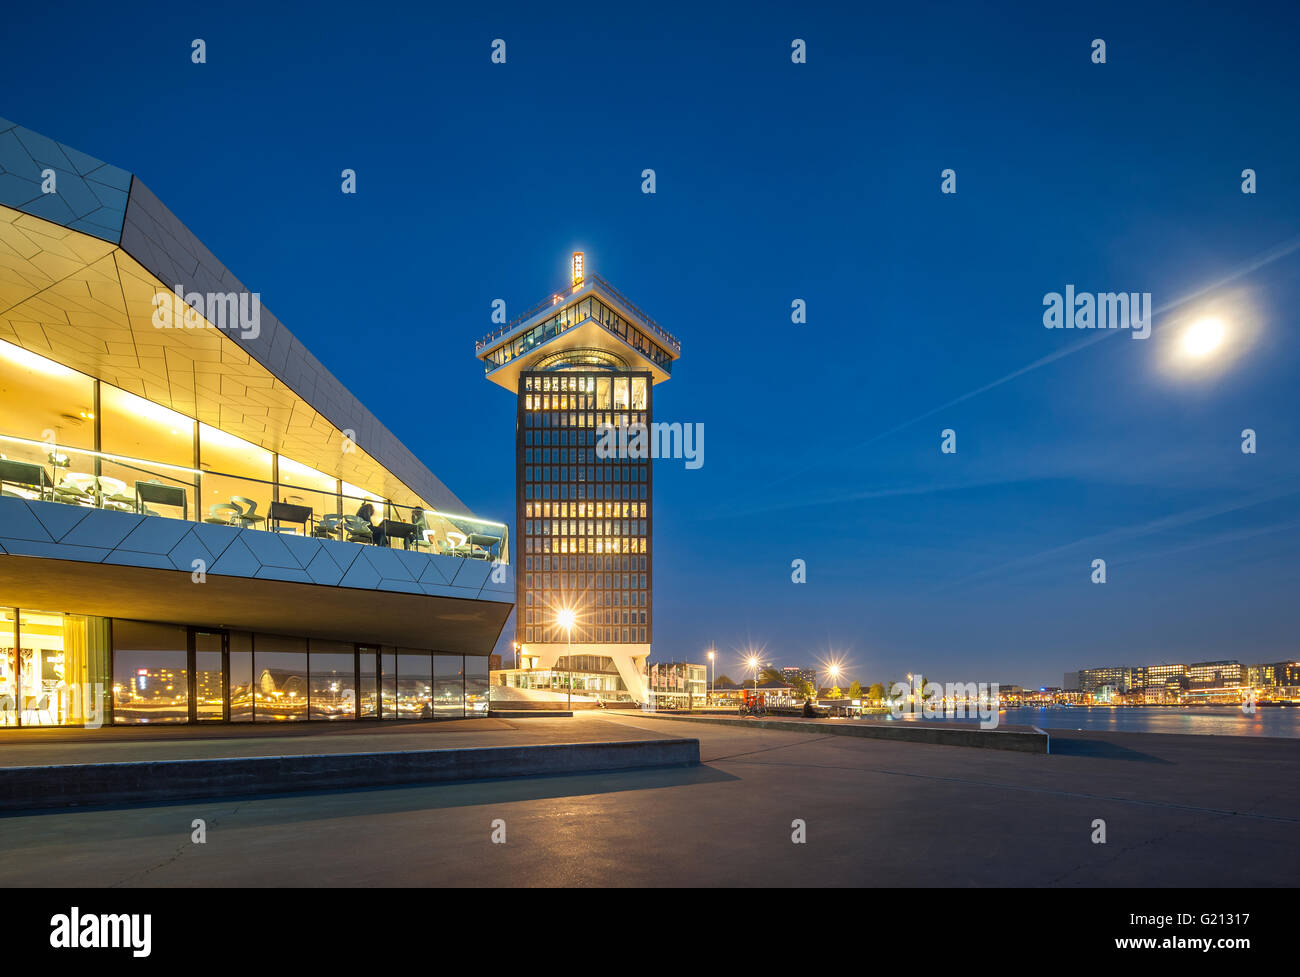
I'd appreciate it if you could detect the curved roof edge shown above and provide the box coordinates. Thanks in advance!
[0,116,465,514]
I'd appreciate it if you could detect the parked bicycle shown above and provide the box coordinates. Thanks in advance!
[738,700,768,718]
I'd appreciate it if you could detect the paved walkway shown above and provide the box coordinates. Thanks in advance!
[1,712,1296,886]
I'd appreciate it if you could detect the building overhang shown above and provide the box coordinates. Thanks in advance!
[0,554,510,654]
[0,496,513,653]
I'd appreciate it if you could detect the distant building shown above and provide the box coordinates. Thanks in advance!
[1187,660,1243,690]
[1142,663,1188,704]
[781,666,816,687]
[1079,666,1139,694]
[1248,663,1277,688]
[647,661,707,709]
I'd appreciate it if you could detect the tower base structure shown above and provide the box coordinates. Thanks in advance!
[515,643,650,704]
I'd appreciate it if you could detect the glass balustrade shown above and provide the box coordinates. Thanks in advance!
[0,432,508,563]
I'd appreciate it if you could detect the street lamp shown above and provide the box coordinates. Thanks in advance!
[707,648,715,706]
[556,609,575,709]
[747,655,760,702]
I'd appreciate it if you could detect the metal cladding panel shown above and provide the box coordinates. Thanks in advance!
[0,117,130,244]
[0,496,513,605]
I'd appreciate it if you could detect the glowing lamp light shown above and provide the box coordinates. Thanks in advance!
[571,251,585,285]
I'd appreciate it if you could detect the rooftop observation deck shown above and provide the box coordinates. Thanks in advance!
[475,274,681,391]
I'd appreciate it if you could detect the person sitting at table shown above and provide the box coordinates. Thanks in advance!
[356,501,386,546]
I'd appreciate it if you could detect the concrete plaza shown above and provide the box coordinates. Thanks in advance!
[1,713,1296,886]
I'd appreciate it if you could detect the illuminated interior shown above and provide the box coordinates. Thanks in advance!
[0,337,507,559]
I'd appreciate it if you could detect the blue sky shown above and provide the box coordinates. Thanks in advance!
[5,1,1299,688]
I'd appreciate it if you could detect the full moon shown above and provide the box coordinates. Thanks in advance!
[1182,317,1226,358]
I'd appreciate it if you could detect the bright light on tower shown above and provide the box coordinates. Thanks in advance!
[571,252,585,286]
[556,608,576,631]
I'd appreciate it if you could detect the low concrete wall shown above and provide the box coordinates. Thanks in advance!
[0,738,701,813]
[642,714,1050,754]
[488,710,574,718]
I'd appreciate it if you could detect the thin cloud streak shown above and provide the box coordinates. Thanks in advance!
[760,233,1300,493]
[938,477,1300,592]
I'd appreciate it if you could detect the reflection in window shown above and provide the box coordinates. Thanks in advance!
[309,641,356,720]
[434,655,464,718]
[194,630,225,721]
[230,632,253,722]
[112,620,189,724]
[631,377,647,411]
[380,650,397,718]
[253,634,308,721]
[397,651,432,718]
[465,655,489,716]
[358,646,378,718]
[613,377,629,410]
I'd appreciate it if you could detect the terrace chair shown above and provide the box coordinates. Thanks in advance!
[205,502,242,525]
[342,515,373,543]
[0,694,14,726]
[313,513,344,539]
[230,496,265,529]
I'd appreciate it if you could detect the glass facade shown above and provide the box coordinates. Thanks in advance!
[0,609,490,727]
[309,640,357,720]
[0,338,506,562]
[111,620,189,724]
[517,370,651,646]
[397,651,433,718]
[434,654,465,717]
